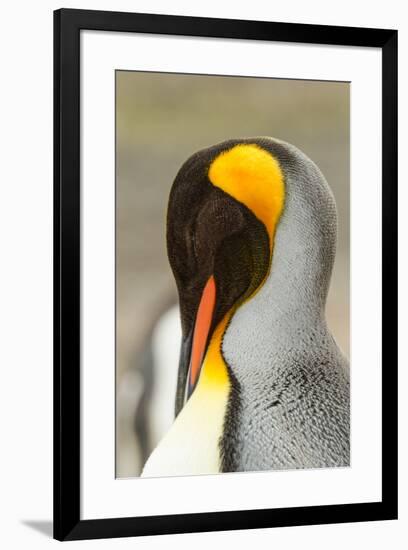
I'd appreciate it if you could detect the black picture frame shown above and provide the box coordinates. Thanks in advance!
[54,8,398,541]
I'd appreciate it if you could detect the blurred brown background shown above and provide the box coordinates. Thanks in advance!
[116,71,350,478]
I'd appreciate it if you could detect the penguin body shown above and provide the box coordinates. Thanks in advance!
[141,137,349,477]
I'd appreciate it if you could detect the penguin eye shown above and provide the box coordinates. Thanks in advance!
[182,220,198,268]
[190,229,198,261]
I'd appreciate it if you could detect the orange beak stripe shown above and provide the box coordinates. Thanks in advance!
[188,275,216,394]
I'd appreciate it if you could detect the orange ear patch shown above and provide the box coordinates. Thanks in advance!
[208,143,285,245]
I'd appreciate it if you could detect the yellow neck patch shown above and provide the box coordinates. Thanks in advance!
[208,143,285,245]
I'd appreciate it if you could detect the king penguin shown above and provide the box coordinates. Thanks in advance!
[141,137,350,477]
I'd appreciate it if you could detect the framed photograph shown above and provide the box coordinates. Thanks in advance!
[54,8,398,541]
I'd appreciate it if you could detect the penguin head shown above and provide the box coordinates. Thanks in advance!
[167,138,337,415]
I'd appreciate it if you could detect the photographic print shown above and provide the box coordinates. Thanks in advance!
[115,71,350,479]
[54,9,397,539]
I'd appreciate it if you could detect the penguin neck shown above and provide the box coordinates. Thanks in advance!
[223,173,337,364]
[259,169,337,330]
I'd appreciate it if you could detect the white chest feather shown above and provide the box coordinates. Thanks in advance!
[141,381,229,477]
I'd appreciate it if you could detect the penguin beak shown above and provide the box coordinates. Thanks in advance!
[186,275,217,399]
